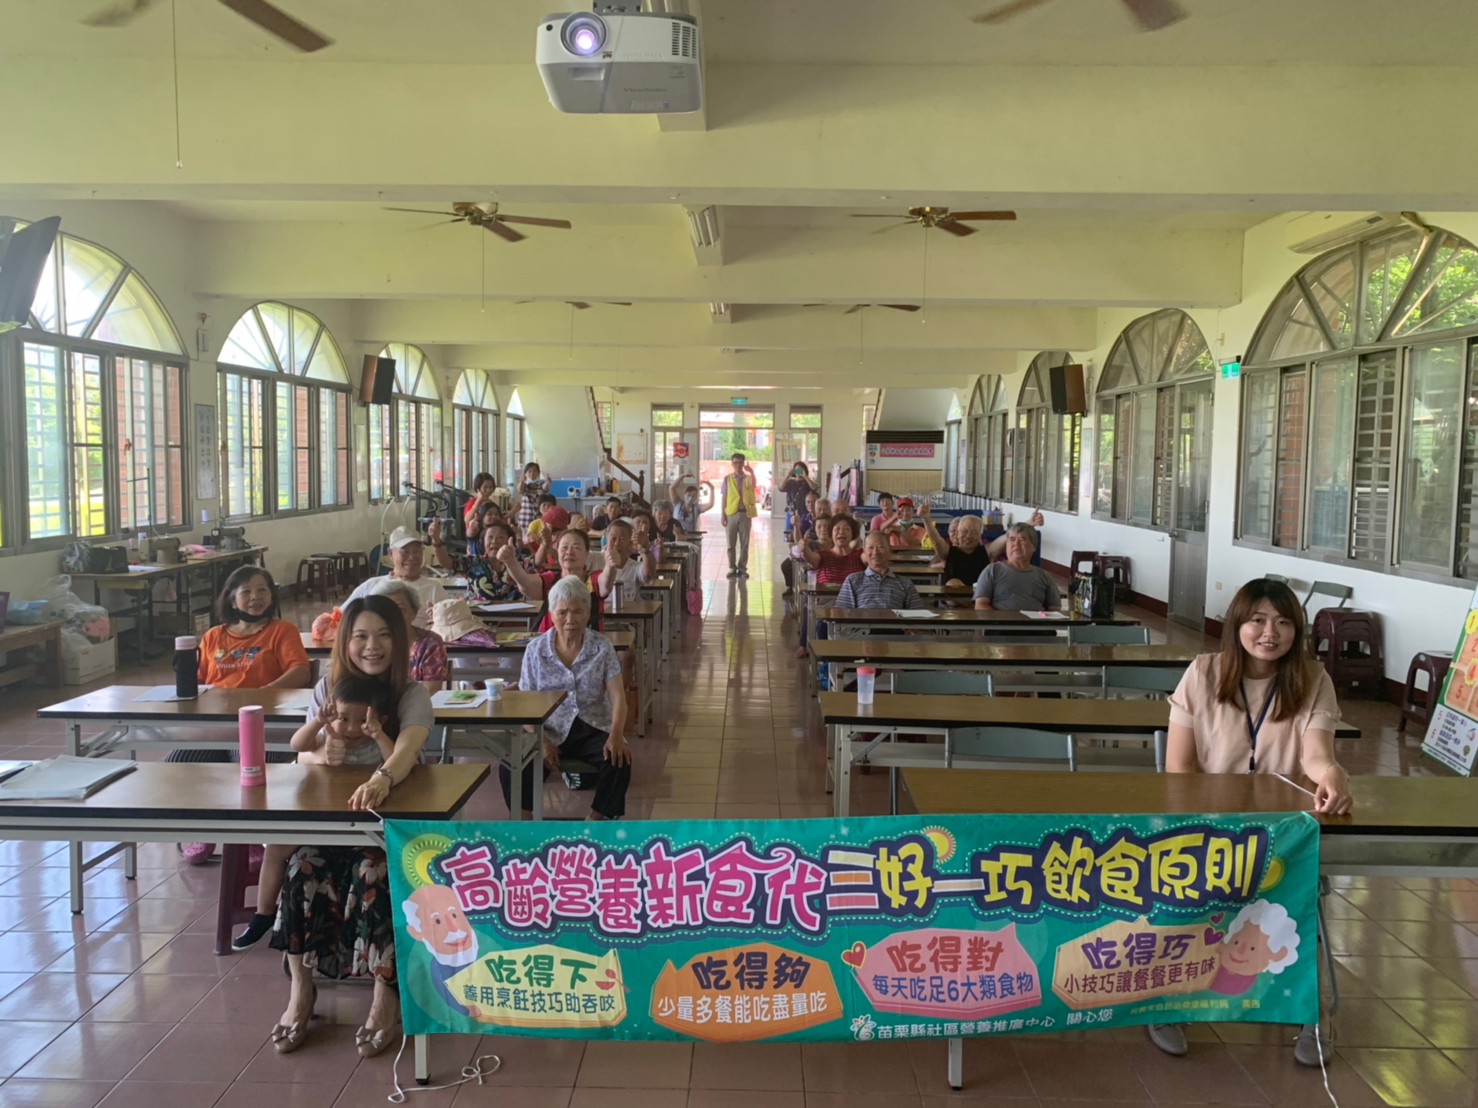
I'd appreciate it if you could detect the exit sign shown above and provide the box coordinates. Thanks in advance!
[731,397,748,406]
[1220,360,1241,380]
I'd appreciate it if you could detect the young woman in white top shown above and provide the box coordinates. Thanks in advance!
[1149,576,1352,1066]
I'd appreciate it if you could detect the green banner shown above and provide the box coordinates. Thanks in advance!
[385,812,1319,1043]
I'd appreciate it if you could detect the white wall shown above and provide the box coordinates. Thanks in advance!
[876,388,955,430]
[0,202,403,606]
[989,214,1478,680]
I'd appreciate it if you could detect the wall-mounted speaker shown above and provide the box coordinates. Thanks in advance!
[1049,363,1086,415]
[360,355,395,405]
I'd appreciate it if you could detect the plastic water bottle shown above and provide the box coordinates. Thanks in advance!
[173,636,199,699]
[857,666,876,706]
[239,705,266,788]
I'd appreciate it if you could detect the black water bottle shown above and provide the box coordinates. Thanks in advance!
[174,635,200,699]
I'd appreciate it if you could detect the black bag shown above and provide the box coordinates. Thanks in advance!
[1073,571,1116,618]
[88,546,129,573]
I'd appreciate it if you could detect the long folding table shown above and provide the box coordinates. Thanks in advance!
[901,767,1478,1089]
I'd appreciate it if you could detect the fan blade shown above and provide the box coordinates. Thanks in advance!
[936,220,977,237]
[880,304,922,312]
[82,0,162,28]
[487,220,526,243]
[608,302,633,307]
[567,302,592,310]
[217,0,332,51]
[843,305,866,315]
[970,0,1053,24]
[1122,0,1186,30]
[948,211,1018,221]
[850,214,905,218]
[496,215,574,229]
[383,207,460,216]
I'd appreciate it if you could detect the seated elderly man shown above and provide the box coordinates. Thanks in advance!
[837,532,925,612]
[973,523,1061,611]
[502,574,632,821]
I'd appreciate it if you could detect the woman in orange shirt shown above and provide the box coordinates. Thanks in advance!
[175,567,310,866]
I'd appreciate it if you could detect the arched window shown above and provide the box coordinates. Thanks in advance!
[1016,352,1082,513]
[217,303,350,519]
[1238,225,1478,579]
[1095,309,1214,530]
[944,392,965,490]
[452,368,499,488]
[368,343,443,500]
[504,388,527,486]
[0,217,187,549]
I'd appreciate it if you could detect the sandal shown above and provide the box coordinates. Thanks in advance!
[270,983,317,1054]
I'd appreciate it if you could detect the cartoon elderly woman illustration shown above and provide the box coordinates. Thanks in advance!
[1210,899,1300,996]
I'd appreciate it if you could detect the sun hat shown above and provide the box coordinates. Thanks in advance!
[429,598,484,643]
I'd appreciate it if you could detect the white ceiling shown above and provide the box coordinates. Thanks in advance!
[15,0,1478,66]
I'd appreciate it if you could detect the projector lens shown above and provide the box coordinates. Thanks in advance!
[562,14,606,56]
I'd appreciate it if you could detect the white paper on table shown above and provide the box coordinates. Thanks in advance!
[1024,610,1068,620]
[432,688,490,710]
[446,575,470,588]
[133,684,214,702]
[475,602,536,613]
[891,609,938,619]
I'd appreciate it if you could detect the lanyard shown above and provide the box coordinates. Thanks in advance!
[1241,680,1275,772]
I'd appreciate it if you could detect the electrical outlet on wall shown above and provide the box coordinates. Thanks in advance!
[1215,581,1223,591]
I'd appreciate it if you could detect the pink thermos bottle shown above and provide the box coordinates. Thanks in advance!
[239,705,266,788]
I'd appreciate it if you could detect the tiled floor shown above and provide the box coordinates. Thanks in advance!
[0,519,1473,1106]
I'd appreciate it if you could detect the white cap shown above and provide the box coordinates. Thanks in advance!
[175,636,197,650]
[387,525,424,551]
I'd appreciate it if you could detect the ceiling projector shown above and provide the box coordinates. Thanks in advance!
[536,9,702,114]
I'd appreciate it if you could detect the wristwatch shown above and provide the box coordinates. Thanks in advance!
[372,766,396,787]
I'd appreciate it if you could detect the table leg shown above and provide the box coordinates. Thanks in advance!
[834,724,850,816]
[69,721,82,757]
[48,630,62,688]
[947,1037,963,1089]
[69,841,85,914]
[530,730,544,822]
[134,588,147,667]
[510,740,524,821]
[415,1033,430,1085]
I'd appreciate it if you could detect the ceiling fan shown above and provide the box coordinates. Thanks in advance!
[844,304,920,314]
[567,301,632,310]
[384,202,573,243]
[82,0,332,52]
[851,206,1016,237]
[970,0,1186,32]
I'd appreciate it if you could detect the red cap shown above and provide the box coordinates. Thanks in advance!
[541,507,571,530]
[896,498,915,509]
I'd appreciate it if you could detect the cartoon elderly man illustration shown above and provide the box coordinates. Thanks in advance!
[1210,899,1301,996]
[403,884,481,1015]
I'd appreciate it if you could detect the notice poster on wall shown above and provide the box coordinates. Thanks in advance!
[385,811,1318,1045]
[1421,583,1478,776]
[194,404,217,501]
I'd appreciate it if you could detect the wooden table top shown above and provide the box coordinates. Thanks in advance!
[0,620,66,645]
[815,607,1137,626]
[606,600,662,618]
[38,685,566,726]
[0,762,489,823]
[70,546,268,582]
[811,641,1200,667]
[902,769,1478,837]
[819,692,1171,732]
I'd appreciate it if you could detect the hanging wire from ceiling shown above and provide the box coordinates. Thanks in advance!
[170,0,183,167]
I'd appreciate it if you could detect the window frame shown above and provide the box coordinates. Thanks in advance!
[1235,225,1478,585]
[217,303,354,522]
[651,404,685,488]
[1015,352,1081,514]
[1093,309,1215,532]
[0,219,190,554]
[452,368,499,490]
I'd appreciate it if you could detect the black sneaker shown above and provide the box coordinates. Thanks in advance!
[232,912,276,951]
[738,569,750,578]
[727,570,739,579]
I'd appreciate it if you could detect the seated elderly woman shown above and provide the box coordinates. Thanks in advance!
[651,498,687,543]
[973,523,1062,611]
[502,575,632,820]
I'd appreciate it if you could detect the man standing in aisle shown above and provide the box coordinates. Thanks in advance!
[721,452,758,579]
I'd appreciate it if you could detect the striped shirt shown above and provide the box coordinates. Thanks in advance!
[835,568,925,611]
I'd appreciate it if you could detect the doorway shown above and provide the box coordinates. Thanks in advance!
[699,406,774,516]
[1168,380,1212,629]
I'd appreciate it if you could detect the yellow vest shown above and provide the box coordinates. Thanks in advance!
[724,474,757,517]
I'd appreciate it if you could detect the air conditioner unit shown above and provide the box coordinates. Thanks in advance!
[536,10,702,114]
[1284,211,1403,255]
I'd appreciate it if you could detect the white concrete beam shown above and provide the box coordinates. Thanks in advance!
[193,221,1240,307]
[2,59,1477,209]
[351,299,1098,352]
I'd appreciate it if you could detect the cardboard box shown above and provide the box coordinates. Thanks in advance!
[63,638,117,686]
